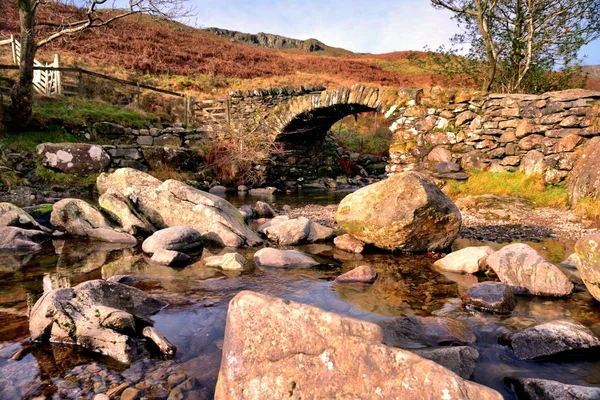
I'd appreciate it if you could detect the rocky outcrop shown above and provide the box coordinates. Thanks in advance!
[37,143,111,176]
[433,246,494,274]
[142,227,202,254]
[50,198,137,244]
[505,377,600,400]
[335,172,462,252]
[204,27,330,53]
[568,137,600,204]
[214,291,501,399]
[0,202,50,232]
[29,280,170,363]
[253,248,319,268]
[97,169,262,247]
[575,234,600,301]
[462,282,516,314]
[503,319,600,360]
[0,227,49,251]
[485,243,573,297]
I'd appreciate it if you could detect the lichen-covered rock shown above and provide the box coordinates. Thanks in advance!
[29,279,169,363]
[462,282,516,314]
[214,291,501,400]
[97,169,262,248]
[575,233,600,302]
[334,265,377,283]
[335,172,462,252]
[50,198,136,244]
[0,202,50,232]
[433,246,494,274]
[568,136,600,204]
[504,319,600,360]
[142,226,202,254]
[253,248,319,268]
[99,190,155,236]
[505,377,600,400]
[0,226,49,251]
[37,143,111,176]
[485,243,573,297]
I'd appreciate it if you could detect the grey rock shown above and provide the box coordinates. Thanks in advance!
[0,227,49,251]
[412,346,479,379]
[462,282,516,314]
[255,201,276,218]
[253,248,319,268]
[505,377,600,400]
[142,227,202,254]
[151,249,191,266]
[381,315,476,349]
[0,202,51,232]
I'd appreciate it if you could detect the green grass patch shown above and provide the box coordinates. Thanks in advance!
[573,196,600,222]
[444,170,569,208]
[34,163,99,187]
[32,96,159,128]
[0,126,80,152]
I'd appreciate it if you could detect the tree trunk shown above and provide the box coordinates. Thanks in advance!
[10,0,36,126]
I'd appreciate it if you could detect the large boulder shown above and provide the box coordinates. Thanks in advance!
[97,169,262,247]
[29,280,171,364]
[433,246,494,274]
[335,172,462,252]
[0,227,49,251]
[0,202,50,232]
[37,143,111,176]
[50,198,136,244]
[485,243,573,297]
[574,233,600,301]
[503,319,600,360]
[214,291,501,399]
[141,226,203,254]
[568,136,600,204]
[99,190,155,236]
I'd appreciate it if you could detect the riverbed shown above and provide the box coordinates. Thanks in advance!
[1,191,599,399]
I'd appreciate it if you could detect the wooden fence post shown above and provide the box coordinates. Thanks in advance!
[54,54,62,95]
[78,70,84,96]
[10,35,17,64]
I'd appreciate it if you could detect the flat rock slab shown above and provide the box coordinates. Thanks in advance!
[433,246,494,274]
[214,291,501,399]
[504,319,600,360]
[253,248,319,268]
[142,226,203,254]
[335,265,377,283]
[462,282,516,314]
[505,377,600,400]
[485,243,573,297]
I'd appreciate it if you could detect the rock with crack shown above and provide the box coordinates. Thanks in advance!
[502,319,600,360]
[29,279,171,364]
[97,169,263,247]
[50,198,137,244]
[0,202,51,232]
[485,243,573,297]
[214,291,501,399]
[99,190,155,236]
[335,172,462,252]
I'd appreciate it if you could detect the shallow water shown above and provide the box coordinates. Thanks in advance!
[1,194,599,399]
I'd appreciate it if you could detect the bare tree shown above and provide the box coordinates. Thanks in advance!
[431,0,600,93]
[10,0,191,125]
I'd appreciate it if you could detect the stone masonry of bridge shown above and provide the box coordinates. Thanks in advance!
[193,84,600,188]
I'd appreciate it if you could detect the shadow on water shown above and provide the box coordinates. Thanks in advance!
[0,193,599,398]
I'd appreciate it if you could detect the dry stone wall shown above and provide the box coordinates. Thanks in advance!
[386,88,600,186]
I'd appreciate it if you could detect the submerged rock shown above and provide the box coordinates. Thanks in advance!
[214,291,501,399]
[334,265,377,284]
[50,198,136,244]
[505,377,600,400]
[462,282,516,314]
[575,234,600,302]
[335,172,462,252]
[203,253,247,271]
[142,227,203,255]
[97,169,262,248]
[433,246,494,274]
[0,202,51,232]
[504,319,600,360]
[253,248,319,268]
[0,226,49,251]
[412,346,479,379]
[29,279,170,363]
[380,315,476,348]
[485,243,573,297]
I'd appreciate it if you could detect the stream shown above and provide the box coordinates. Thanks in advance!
[1,191,600,399]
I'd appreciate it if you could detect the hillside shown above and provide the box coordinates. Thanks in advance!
[0,1,444,97]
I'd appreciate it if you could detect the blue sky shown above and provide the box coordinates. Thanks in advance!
[184,0,600,65]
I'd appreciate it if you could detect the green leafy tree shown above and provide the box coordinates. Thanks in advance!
[430,0,600,93]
